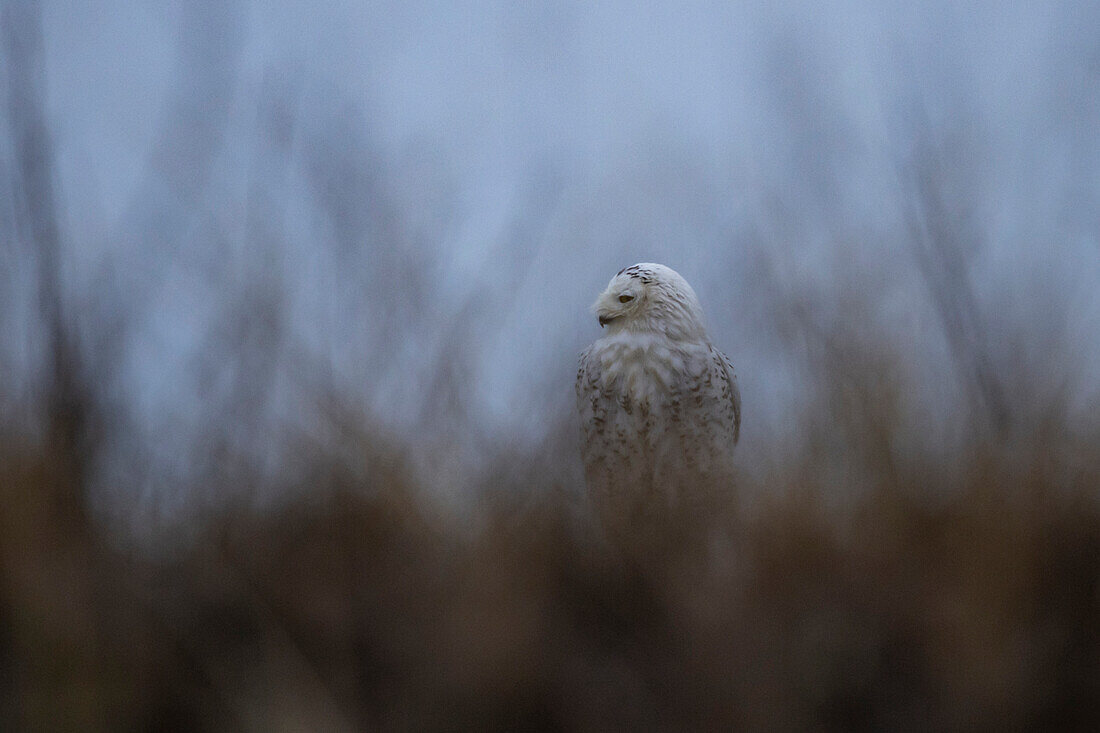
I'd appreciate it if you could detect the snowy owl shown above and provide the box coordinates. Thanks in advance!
[576,263,740,536]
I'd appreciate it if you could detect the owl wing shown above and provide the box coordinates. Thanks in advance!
[709,344,741,446]
[576,346,607,463]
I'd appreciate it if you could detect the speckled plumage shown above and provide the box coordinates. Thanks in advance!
[576,264,740,511]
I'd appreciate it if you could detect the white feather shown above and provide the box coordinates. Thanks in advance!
[576,263,740,501]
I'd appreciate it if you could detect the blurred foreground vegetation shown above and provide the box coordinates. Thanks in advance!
[2,377,1098,731]
[3,4,1099,730]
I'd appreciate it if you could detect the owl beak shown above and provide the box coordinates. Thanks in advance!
[598,315,616,327]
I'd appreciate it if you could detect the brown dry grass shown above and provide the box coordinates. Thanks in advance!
[1,382,1098,732]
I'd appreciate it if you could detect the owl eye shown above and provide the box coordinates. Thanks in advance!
[618,294,634,303]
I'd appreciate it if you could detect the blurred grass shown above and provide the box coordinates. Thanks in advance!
[3,4,1098,730]
[1,372,1097,732]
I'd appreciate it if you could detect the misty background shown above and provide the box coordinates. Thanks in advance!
[5,3,1100,730]
[4,1,1100,522]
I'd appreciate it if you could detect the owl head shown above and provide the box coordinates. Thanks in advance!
[591,263,708,341]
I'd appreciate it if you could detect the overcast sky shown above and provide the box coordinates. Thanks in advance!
[7,1,1098,499]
